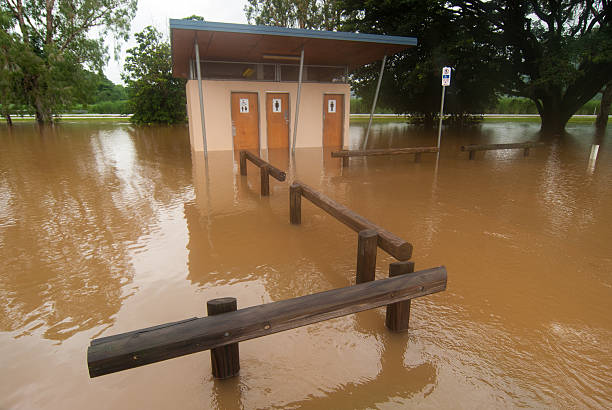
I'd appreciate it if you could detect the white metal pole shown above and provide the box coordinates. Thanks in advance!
[363,54,387,150]
[437,85,446,150]
[194,38,208,158]
[291,48,305,155]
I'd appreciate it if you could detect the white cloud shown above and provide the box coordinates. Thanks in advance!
[104,0,249,84]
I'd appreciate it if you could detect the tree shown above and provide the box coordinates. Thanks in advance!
[341,0,503,126]
[3,0,137,124]
[472,0,612,134]
[122,26,186,125]
[245,0,341,30]
[596,81,611,131]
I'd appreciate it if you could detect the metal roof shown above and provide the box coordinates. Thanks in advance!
[170,20,417,79]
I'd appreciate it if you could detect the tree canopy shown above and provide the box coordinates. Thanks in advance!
[122,26,186,125]
[474,0,612,133]
[2,0,137,123]
[245,0,341,29]
[341,0,503,126]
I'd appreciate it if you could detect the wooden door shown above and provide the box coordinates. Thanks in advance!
[231,92,259,150]
[266,93,290,149]
[323,94,344,147]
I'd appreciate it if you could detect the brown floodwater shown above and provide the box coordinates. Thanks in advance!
[0,120,610,409]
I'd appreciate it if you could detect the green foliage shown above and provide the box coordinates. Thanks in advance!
[340,0,503,126]
[477,1,612,133]
[245,0,341,29]
[350,97,392,114]
[122,26,186,124]
[2,0,137,123]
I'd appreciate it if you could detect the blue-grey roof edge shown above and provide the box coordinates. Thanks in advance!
[169,19,417,47]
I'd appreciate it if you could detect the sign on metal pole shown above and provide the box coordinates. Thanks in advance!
[441,66,451,86]
[437,67,451,150]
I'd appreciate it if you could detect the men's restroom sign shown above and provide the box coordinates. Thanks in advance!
[272,98,281,113]
[328,99,336,113]
[441,66,451,86]
[240,98,249,113]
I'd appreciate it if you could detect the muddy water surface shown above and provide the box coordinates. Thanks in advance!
[0,120,610,409]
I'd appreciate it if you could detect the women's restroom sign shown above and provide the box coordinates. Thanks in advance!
[441,67,451,86]
[272,98,281,113]
[240,98,249,113]
[328,99,336,113]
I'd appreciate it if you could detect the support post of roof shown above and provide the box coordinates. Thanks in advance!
[189,58,193,80]
[194,38,208,158]
[363,54,387,150]
[291,47,305,155]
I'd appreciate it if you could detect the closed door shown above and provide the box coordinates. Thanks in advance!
[266,93,290,149]
[231,92,259,150]
[323,94,344,147]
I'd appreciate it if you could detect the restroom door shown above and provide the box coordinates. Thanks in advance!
[231,92,259,150]
[266,93,290,149]
[323,94,344,147]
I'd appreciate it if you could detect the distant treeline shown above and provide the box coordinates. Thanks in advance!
[350,97,602,115]
[1,73,129,115]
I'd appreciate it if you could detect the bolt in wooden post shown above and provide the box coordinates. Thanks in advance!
[414,153,421,163]
[239,151,247,176]
[523,147,530,157]
[260,165,270,196]
[342,157,349,167]
[469,150,475,160]
[356,229,378,284]
[385,261,415,332]
[290,183,301,225]
[207,298,240,379]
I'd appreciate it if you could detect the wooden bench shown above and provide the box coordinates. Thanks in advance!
[331,147,439,166]
[239,150,286,195]
[461,142,546,160]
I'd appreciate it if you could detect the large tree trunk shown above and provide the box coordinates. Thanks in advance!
[596,82,612,131]
[535,95,571,135]
[34,96,52,124]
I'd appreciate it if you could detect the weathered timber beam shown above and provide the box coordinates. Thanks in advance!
[460,142,545,152]
[239,150,286,181]
[293,181,412,260]
[331,147,439,158]
[88,266,446,378]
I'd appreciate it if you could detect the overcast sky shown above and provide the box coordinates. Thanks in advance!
[104,0,248,84]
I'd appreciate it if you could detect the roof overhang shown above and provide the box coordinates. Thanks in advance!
[170,20,417,79]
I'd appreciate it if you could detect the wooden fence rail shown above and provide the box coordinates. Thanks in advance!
[461,142,546,160]
[239,150,287,195]
[87,266,447,378]
[331,147,439,166]
[290,181,412,262]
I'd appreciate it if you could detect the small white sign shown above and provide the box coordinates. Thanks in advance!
[240,98,249,113]
[442,66,451,86]
[272,98,282,113]
[328,99,337,113]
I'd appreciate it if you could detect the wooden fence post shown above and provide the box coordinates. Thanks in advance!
[207,298,240,379]
[356,229,378,284]
[260,165,270,196]
[385,261,415,332]
[469,150,475,160]
[523,147,530,157]
[239,151,247,176]
[414,153,421,163]
[342,157,349,167]
[290,183,301,225]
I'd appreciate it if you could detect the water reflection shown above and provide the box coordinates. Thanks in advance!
[0,123,192,341]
